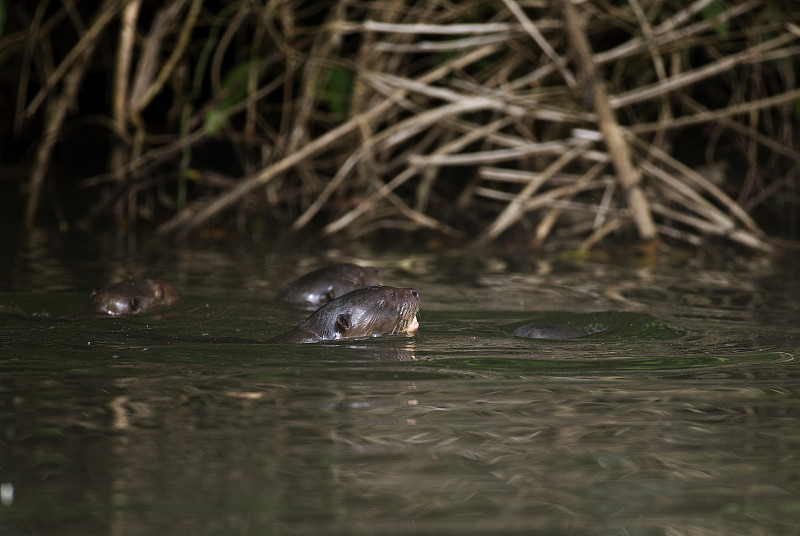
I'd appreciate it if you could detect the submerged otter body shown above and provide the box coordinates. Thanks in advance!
[272,286,420,344]
[276,263,381,308]
[513,323,587,340]
[70,278,179,317]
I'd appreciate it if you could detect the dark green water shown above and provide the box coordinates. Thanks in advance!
[1,231,799,535]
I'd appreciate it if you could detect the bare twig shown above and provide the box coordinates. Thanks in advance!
[11,0,796,249]
[131,0,202,113]
[26,0,116,227]
[611,33,798,109]
[473,144,588,246]
[499,0,577,89]
[26,1,121,118]
[158,44,502,237]
[562,0,657,242]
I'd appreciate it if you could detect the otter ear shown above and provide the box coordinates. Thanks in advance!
[335,314,351,334]
[129,298,141,314]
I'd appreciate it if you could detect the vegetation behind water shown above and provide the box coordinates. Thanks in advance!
[2,0,799,251]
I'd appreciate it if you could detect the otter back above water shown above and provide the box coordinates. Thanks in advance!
[272,286,420,343]
[276,263,381,308]
[513,322,588,339]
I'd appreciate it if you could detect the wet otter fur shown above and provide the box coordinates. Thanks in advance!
[276,263,381,308]
[67,278,179,318]
[272,286,420,344]
[513,323,587,339]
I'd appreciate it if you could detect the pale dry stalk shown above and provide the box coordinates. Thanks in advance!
[158,44,503,237]
[561,0,657,243]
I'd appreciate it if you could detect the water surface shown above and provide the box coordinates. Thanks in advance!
[1,233,799,535]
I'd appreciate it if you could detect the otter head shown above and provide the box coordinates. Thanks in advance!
[88,278,178,316]
[352,266,381,287]
[97,294,143,316]
[272,286,420,343]
[320,286,420,340]
[277,263,383,308]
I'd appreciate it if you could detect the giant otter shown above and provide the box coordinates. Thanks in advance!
[513,323,587,339]
[272,286,420,343]
[67,278,179,318]
[276,263,381,308]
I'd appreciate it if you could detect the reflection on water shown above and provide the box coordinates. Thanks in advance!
[1,234,799,535]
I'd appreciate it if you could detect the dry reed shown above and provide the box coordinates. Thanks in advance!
[7,0,800,251]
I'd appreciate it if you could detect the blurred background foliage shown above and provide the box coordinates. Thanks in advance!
[1,0,798,252]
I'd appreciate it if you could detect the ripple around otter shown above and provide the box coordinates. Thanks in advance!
[2,244,800,536]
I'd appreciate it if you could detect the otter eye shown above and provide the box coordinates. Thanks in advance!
[129,298,141,313]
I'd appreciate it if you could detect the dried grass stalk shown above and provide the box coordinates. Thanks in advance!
[11,0,799,250]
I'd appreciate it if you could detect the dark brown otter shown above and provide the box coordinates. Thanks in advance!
[276,263,381,308]
[68,278,179,317]
[272,286,420,344]
[513,323,587,339]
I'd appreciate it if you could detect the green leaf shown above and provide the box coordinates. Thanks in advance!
[204,61,255,134]
[318,66,353,118]
[701,0,729,38]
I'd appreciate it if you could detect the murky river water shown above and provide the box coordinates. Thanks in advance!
[2,231,799,535]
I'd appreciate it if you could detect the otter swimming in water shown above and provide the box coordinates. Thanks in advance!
[513,323,587,339]
[276,263,381,308]
[272,286,420,343]
[67,278,179,317]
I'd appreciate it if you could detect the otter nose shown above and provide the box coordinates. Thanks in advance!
[410,289,419,298]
